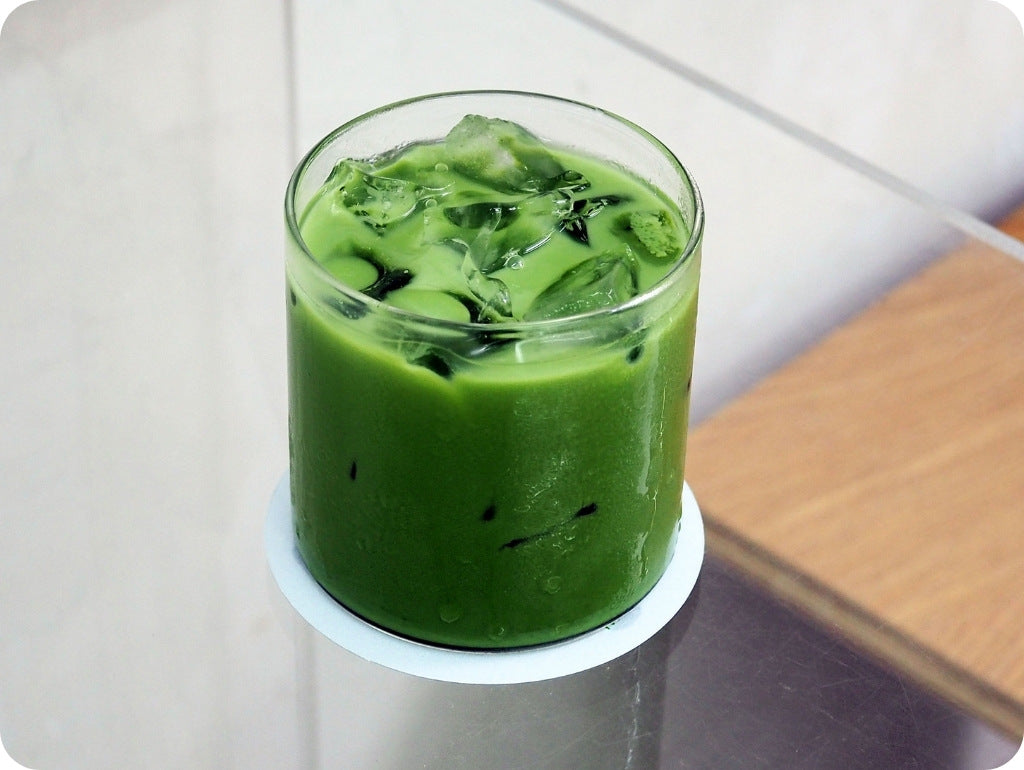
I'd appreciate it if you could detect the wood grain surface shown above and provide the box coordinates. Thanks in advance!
[687,206,1024,736]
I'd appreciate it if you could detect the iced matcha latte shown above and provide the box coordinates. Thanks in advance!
[286,92,702,648]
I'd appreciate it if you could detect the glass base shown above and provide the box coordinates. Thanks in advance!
[265,473,704,684]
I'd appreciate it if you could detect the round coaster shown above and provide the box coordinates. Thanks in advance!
[265,474,704,684]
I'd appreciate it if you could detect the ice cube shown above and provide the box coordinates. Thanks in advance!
[443,201,519,231]
[444,115,564,194]
[558,195,625,246]
[501,190,570,259]
[462,202,507,274]
[419,197,457,248]
[524,250,640,321]
[329,160,422,231]
[461,251,514,322]
[440,190,569,273]
[373,145,456,193]
[551,169,591,196]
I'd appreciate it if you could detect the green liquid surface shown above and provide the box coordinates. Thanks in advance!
[287,115,699,647]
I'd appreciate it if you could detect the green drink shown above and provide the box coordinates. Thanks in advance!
[285,92,702,649]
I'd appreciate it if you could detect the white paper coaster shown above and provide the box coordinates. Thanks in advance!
[265,474,704,684]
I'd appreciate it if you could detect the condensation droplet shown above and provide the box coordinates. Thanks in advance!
[439,603,463,623]
[542,575,563,594]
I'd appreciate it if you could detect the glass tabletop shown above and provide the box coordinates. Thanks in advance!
[1,1,1022,768]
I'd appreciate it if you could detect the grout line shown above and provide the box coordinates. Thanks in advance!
[534,0,1024,263]
[281,11,317,768]
[282,0,301,164]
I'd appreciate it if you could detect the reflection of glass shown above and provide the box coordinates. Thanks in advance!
[384,625,678,769]
[285,91,703,649]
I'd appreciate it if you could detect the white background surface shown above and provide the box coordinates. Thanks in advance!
[1,1,1023,768]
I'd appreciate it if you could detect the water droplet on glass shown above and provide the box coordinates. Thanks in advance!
[542,575,563,595]
[439,603,463,624]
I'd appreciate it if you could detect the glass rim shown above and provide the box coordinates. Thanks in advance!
[285,89,704,333]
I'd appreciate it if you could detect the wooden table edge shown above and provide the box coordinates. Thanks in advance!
[704,515,1024,738]
[698,203,1024,739]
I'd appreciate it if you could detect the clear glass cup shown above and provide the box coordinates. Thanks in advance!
[285,91,703,648]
